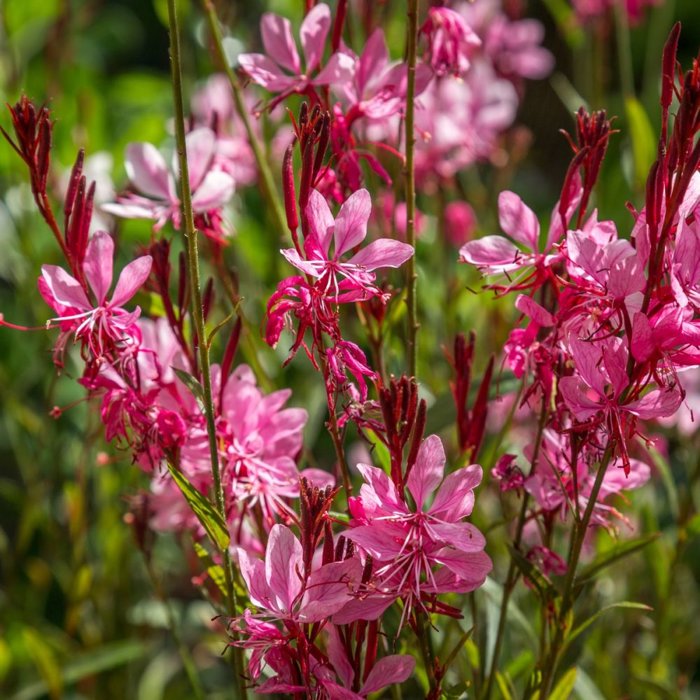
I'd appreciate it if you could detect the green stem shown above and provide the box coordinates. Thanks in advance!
[537,445,614,698]
[404,0,419,379]
[166,2,246,696]
[202,0,287,239]
[482,399,549,700]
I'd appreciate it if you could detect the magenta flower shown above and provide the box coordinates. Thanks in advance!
[331,29,433,123]
[103,127,235,234]
[238,4,354,103]
[420,7,481,77]
[281,188,414,302]
[321,626,415,699]
[344,435,492,614]
[39,230,152,359]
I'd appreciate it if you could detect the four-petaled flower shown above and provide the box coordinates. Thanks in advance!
[344,435,492,617]
[39,230,152,360]
[282,188,414,303]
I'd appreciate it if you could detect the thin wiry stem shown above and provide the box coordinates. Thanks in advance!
[166,1,246,696]
[201,0,288,239]
[537,445,614,698]
[404,0,420,379]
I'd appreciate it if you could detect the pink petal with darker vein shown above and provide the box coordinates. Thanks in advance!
[84,231,114,303]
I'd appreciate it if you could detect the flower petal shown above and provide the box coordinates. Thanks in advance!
[83,231,114,303]
[124,142,174,201]
[265,524,303,613]
[460,235,520,272]
[183,128,216,192]
[498,191,540,251]
[360,655,416,695]
[334,189,372,257]
[314,51,356,87]
[430,464,482,520]
[346,239,414,270]
[306,189,335,256]
[407,435,445,511]
[110,255,153,307]
[261,13,300,74]
[298,559,361,622]
[238,53,299,92]
[40,265,90,311]
[191,171,235,212]
[300,3,330,73]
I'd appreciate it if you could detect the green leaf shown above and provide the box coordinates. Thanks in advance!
[193,542,228,596]
[495,671,515,700]
[564,602,652,652]
[13,640,148,700]
[624,97,656,189]
[166,462,230,551]
[647,446,680,519]
[550,667,577,700]
[172,368,206,413]
[576,533,659,586]
[364,430,392,472]
[20,629,62,700]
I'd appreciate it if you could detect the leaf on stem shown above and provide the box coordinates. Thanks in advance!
[166,461,230,551]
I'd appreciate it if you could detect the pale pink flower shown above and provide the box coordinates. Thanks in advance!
[39,230,152,359]
[238,5,354,102]
[461,187,581,288]
[103,128,235,233]
[330,29,433,123]
[281,189,414,303]
[524,430,650,527]
[191,74,258,187]
[413,63,518,182]
[457,0,554,80]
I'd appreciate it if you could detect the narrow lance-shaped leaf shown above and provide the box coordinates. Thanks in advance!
[166,461,230,551]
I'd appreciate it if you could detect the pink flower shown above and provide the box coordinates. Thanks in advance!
[321,626,415,699]
[343,435,492,614]
[39,230,152,359]
[420,7,481,77]
[103,128,235,235]
[524,430,650,527]
[413,63,518,182]
[281,189,414,303]
[191,74,258,187]
[238,5,354,103]
[215,365,309,524]
[461,187,580,288]
[457,0,554,81]
[330,29,433,123]
[237,524,361,623]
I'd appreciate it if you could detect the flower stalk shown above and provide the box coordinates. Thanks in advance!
[166,1,246,695]
[201,0,288,239]
[404,0,420,379]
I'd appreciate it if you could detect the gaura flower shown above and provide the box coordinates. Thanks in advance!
[281,188,414,303]
[39,230,152,359]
